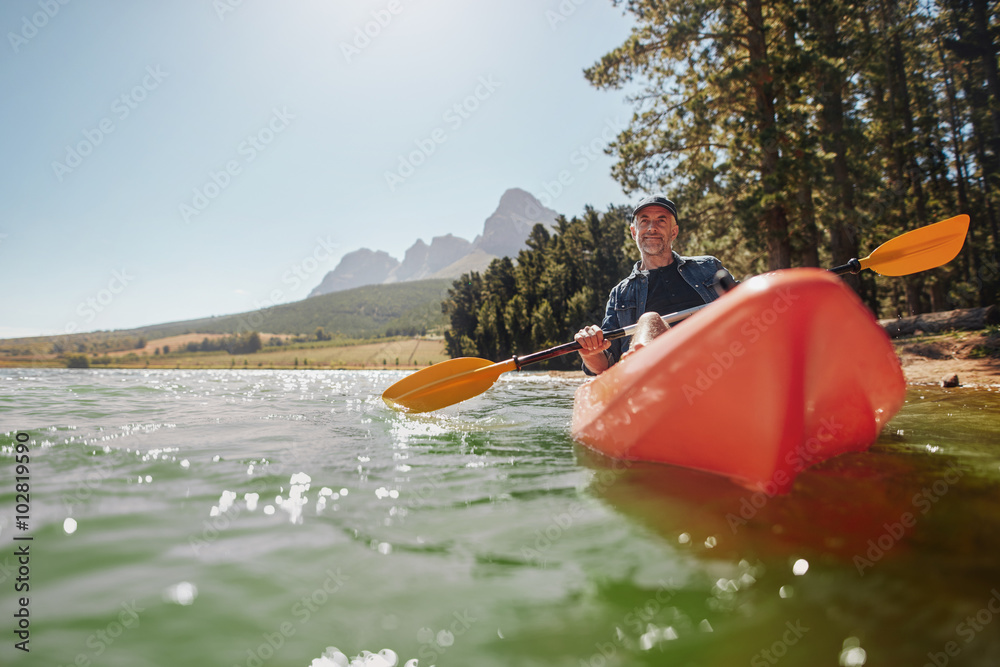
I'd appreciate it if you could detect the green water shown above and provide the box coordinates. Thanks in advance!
[1,369,999,666]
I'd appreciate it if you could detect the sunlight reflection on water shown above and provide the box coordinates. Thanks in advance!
[2,371,999,666]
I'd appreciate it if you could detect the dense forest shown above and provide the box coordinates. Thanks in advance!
[442,0,999,368]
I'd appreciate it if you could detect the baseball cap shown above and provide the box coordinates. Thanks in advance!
[631,195,677,223]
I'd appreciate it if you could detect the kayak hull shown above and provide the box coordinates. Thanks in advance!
[570,268,906,494]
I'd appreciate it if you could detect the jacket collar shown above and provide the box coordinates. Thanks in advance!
[627,251,684,281]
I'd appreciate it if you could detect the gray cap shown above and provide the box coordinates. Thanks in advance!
[631,195,677,223]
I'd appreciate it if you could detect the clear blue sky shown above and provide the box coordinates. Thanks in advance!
[0,0,637,338]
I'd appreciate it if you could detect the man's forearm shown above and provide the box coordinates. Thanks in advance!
[581,350,611,375]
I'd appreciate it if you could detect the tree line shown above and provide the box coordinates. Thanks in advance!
[443,208,637,369]
[442,0,998,366]
[182,332,262,355]
[583,0,998,315]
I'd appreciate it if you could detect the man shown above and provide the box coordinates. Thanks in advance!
[575,194,735,375]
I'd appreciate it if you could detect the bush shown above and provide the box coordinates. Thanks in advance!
[65,354,90,368]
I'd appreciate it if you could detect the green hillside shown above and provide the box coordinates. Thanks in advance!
[0,279,451,356]
[134,279,452,339]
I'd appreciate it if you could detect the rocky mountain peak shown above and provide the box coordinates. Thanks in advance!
[309,189,559,297]
[390,234,473,282]
[474,189,560,258]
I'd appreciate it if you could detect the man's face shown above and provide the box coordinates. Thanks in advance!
[630,205,678,257]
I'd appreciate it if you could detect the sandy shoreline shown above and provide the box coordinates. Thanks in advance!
[893,329,1000,388]
[547,329,1000,389]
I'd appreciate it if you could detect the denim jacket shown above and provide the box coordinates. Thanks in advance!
[583,252,733,375]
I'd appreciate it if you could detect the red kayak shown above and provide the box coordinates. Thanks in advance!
[570,268,906,494]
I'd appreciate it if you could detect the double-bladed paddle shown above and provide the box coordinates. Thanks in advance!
[829,214,969,276]
[382,214,970,413]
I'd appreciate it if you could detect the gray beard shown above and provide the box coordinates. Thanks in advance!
[638,238,669,257]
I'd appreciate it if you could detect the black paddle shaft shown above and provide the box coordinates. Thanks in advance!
[829,259,862,275]
[512,327,631,369]
[510,303,709,370]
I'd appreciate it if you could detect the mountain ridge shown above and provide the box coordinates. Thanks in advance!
[309,188,559,297]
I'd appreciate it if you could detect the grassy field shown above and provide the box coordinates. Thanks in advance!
[0,336,449,370]
[0,279,453,359]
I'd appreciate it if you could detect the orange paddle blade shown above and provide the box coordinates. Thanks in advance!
[382,357,518,413]
[859,214,970,276]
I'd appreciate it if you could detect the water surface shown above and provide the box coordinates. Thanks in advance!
[1,369,999,666]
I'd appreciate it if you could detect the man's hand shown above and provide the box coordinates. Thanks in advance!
[575,325,611,374]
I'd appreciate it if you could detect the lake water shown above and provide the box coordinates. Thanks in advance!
[1,369,999,666]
